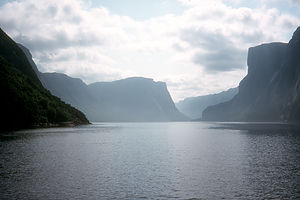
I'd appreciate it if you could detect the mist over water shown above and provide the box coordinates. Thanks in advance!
[1,122,299,199]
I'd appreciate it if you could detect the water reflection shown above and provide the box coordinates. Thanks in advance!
[0,122,299,199]
[209,122,300,199]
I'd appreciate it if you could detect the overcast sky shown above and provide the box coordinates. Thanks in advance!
[0,0,299,101]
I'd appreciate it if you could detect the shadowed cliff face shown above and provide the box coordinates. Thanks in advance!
[203,26,300,122]
[274,27,300,120]
[242,42,287,102]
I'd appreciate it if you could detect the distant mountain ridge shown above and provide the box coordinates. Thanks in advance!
[0,28,89,132]
[41,74,187,122]
[19,45,187,122]
[176,87,238,119]
[202,26,300,122]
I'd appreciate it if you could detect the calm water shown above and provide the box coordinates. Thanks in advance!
[0,122,300,200]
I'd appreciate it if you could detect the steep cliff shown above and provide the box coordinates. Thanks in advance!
[265,27,300,121]
[88,77,187,122]
[203,27,300,122]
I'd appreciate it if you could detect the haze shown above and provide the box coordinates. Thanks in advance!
[0,0,299,101]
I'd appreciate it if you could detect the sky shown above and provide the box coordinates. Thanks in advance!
[0,0,299,101]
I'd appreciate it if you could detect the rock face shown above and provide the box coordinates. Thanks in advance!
[176,87,238,120]
[0,28,89,132]
[39,74,188,122]
[202,27,300,122]
[88,77,187,121]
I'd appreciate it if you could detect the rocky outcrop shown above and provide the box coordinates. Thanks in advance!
[203,27,300,122]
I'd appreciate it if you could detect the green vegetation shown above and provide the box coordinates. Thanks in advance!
[0,56,89,132]
[0,28,89,132]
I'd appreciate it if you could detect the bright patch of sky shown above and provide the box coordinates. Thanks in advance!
[0,0,299,101]
[89,0,186,20]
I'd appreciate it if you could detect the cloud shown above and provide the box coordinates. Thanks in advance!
[0,0,299,101]
[193,48,247,71]
[179,29,246,71]
[172,1,299,73]
[14,30,105,52]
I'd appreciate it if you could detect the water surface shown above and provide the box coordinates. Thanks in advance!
[1,122,299,199]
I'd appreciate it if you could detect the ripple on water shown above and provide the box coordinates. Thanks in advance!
[0,122,299,199]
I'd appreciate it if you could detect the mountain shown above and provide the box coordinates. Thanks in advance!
[39,73,187,122]
[176,87,238,119]
[87,77,187,122]
[0,28,89,132]
[17,43,42,79]
[39,72,99,120]
[18,43,187,122]
[202,26,300,122]
[0,28,41,85]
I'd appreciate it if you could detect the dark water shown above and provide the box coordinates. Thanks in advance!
[0,122,300,200]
